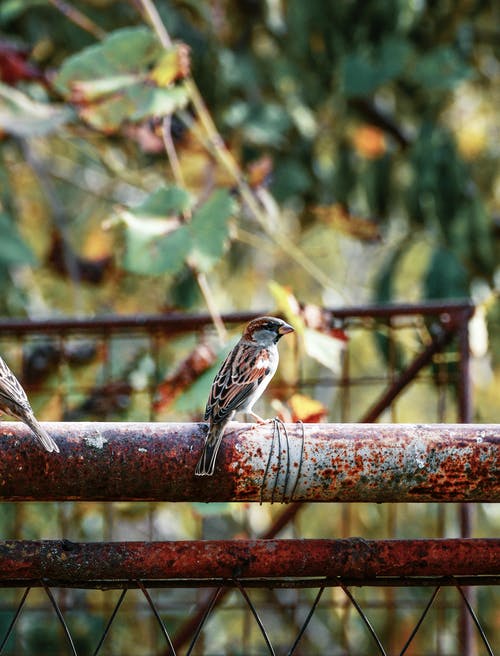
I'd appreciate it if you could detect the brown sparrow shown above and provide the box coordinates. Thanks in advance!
[0,355,59,453]
[195,316,294,476]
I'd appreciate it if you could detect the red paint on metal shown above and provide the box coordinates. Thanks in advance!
[0,538,497,584]
[0,301,473,336]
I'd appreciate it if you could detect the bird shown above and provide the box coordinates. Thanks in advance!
[195,316,294,476]
[0,355,60,453]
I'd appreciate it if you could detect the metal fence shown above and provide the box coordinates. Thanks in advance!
[0,301,498,656]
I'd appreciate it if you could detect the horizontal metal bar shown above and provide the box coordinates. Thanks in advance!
[0,422,497,502]
[0,301,473,335]
[0,539,497,585]
[2,577,498,590]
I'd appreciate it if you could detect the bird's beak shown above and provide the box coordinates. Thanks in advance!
[278,322,294,335]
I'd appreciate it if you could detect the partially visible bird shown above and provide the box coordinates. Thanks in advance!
[195,316,294,476]
[0,355,59,453]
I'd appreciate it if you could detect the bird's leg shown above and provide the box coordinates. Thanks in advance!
[248,410,265,423]
[247,411,275,426]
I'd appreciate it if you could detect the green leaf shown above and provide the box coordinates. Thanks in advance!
[121,188,232,276]
[123,214,189,276]
[0,213,37,267]
[409,46,473,91]
[132,186,192,217]
[127,85,189,123]
[54,27,189,131]
[0,0,46,23]
[342,37,412,97]
[0,83,73,137]
[79,83,189,132]
[423,247,468,300]
[271,158,312,201]
[189,190,233,272]
[303,328,345,374]
[55,28,162,95]
[226,102,291,146]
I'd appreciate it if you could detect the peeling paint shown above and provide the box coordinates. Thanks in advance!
[0,422,497,502]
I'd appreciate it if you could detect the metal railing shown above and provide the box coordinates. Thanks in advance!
[0,301,497,656]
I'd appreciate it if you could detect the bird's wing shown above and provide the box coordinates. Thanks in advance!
[0,357,31,417]
[205,340,271,423]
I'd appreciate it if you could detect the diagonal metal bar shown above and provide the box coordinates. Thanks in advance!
[91,588,127,656]
[186,587,223,656]
[0,587,31,654]
[286,585,325,656]
[136,581,176,656]
[42,581,78,656]
[233,579,276,656]
[399,586,441,655]
[456,585,495,656]
[340,585,387,656]
[360,324,457,422]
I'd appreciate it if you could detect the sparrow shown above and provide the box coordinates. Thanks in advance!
[195,316,294,476]
[0,355,59,453]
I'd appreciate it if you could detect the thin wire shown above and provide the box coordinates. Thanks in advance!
[42,582,78,656]
[399,586,441,655]
[280,419,291,503]
[137,581,176,655]
[341,585,387,656]
[456,584,494,656]
[233,579,276,656]
[260,419,276,505]
[286,585,325,655]
[92,588,127,656]
[186,587,223,656]
[0,587,31,654]
[271,419,282,505]
[289,420,305,503]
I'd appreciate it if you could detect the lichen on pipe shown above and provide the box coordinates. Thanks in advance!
[0,422,497,502]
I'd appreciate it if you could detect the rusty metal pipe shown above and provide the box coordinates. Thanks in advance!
[0,422,497,502]
[0,301,473,336]
[0,539,497,586]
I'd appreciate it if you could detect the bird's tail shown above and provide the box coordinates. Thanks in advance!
[24,414,60,453]
[195,423,225,476]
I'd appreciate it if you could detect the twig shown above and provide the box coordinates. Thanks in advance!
[139,1,335,293]
[191,268,227,342]
[136,0,172,48]
[161,105,227,344]
[161,116,185,192]
[47,0,106,40]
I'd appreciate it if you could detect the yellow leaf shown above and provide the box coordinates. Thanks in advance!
[289,393,327,423]
[313,204,381,242]
[150,44,191,87]
[268,281,305,335]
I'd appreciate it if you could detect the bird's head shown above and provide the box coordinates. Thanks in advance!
[243,316,294,346]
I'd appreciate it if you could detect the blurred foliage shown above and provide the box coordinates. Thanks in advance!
[0,0,499,653]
